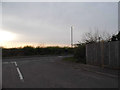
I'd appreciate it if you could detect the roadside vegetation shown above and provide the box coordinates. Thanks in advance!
[2,31,120,64]
[62,57,77,63]
[2,46,74,57]
[63,30,120,64]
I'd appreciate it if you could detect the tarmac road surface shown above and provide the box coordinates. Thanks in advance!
[2,55,118,88]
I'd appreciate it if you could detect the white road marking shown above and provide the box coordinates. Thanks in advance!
[3,61,24,81]
[3,62,15,64]
[2,62,9,64]
[14,62,24,82]
[16,67,24,82]
[3,59,54,64]
[58,56,63,57]
[14,62,18,67]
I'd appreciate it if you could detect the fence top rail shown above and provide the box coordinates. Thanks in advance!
[86,41,120,46]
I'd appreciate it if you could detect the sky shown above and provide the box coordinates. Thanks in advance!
[0,2,118,48]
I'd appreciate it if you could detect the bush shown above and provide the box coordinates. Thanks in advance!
[2,46,74,57]
[74,43,86,64]
[22,46,35,56]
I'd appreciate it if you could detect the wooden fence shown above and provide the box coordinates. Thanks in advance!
[86,41,120,69]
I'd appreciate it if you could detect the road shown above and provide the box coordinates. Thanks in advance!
[2,56,118,88]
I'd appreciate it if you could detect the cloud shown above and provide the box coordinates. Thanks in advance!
[2,2,118,47]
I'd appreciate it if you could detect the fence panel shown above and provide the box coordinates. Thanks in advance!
[86,41,120,69]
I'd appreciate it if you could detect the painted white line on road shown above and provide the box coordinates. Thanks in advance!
[13,62,24,82]
[58,56,63,57]
[3,62,15,64]
[16,67,24,82]
[14,62,18,67]
[2,62,9,64]
[3,61,24,82]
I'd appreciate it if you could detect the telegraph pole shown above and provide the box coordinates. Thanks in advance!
[71,26,73,47]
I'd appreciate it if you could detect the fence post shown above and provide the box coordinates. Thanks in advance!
[86,44,88,64]
[101,41,104,68]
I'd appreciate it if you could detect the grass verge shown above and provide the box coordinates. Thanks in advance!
[62,56,86,64]
[62,57,77,63]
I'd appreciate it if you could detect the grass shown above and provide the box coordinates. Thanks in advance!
[62,56,86,64]
[62,57,77,63]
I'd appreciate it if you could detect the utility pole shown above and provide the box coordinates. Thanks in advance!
[71,26,73,47]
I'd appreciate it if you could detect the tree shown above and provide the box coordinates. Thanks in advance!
[111,31,120,41]
[82,30,111,44]
[116,31,120,40]
[22,46,35,55]
[111,35,117,41]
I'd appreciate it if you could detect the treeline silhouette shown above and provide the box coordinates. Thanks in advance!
[2,46,74,57]
[2,31,119,63]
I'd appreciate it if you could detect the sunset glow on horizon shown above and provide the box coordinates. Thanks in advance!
[0,28,18,48]
[0,29,17,42]
[1,2,118,48]
[0,42,71,48]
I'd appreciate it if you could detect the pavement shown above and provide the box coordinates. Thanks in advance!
[2,55,119,88]
[61,60,119,78]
